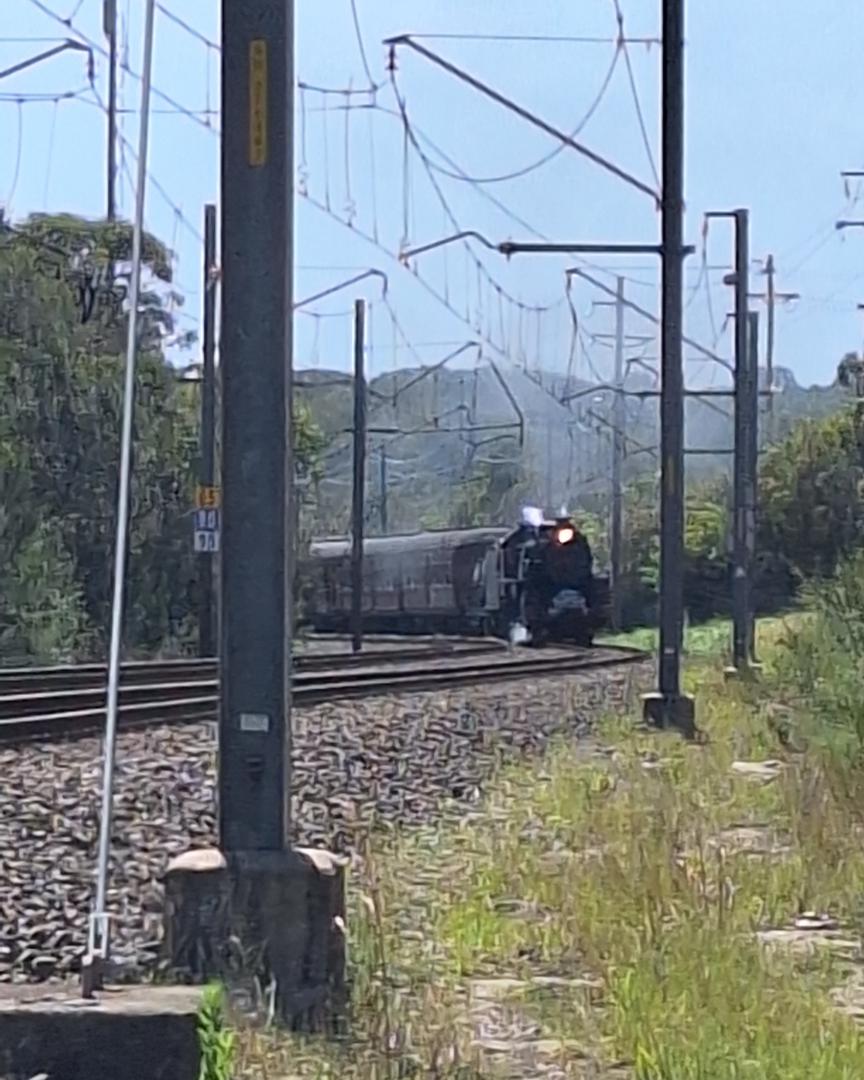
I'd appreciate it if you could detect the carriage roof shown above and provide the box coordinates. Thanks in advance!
[309,527,510,561]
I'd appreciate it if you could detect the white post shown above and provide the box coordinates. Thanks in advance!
[89,0,157,967]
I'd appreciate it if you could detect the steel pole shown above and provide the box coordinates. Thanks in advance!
[351,299,367,654]
[610,276,625,630]
[90,0,156,965]
[764,253,775,440]
[731,209,750,671]
[379,446,388,533]
[219,0,294,851]
[104,0,118,221]
[198,203,218,657]
[655,0,688,711]
[746,310,760,662]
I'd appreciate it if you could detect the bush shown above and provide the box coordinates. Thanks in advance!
[773,549,864,753]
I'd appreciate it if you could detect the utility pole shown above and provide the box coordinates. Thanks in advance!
[749,255,799,445]
[378,446,388,533]
[159,4,378,1025]
[103,0,118,221]
[764,254,775,400]
[219,0,294,852]
[196,203,218,658]
[643,0,694,734]
[730,209,751,674]
[746,310,760,663]
[610,276,625,630]
[351,299,367,654]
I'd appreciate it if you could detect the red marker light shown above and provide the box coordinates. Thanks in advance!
[556,526,575,545]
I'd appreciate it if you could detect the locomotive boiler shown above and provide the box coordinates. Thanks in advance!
[300,510,610,646]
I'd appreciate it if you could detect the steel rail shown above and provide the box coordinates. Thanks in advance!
[0,646,647,747]
[0,640,503,694]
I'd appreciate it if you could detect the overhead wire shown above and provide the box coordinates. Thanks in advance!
[389,69,560,316]
[611,0,660,191]
[86,83,205,245]
[27,0,221,134]
[420,43,621,185]
[0,85,93,102]
[5,100,24,213]
[348,0,379,91]
[368,100,663,293]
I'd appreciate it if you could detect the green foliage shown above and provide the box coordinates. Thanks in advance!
[446,444,527,529]
[0,212,200,661]
[0,212,326,663]
[759,404,864,580]
[610,475,730,628]
[773,549,864,754]
[197,983,235,1080]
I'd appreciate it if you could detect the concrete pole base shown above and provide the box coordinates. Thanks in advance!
[641,691,697,739]
[0,984,203,1080]
[163,846,347,1031]
[723,662,763,682]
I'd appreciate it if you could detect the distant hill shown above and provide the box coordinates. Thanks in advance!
[296,360,850,533]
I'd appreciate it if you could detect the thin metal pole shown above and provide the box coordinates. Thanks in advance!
[764,253,775,440]
[657,0,686,704]
[379,446,388,533]
[104,0,118,221]
[746,310,760,662]
[90,0,156,961]
[219,0,294,852]
[198,203,218,657]
[351,299,366,653]
[610,276,625,630]
[545,422,553,511]
[731,209,750,671]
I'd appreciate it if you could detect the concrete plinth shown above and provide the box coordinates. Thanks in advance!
[0,984,202,1080]
[642,691,697,739]
[163,846,347,1031]
[723,662,763,682]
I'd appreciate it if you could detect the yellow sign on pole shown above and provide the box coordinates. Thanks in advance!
[249,39,268,167]
[196,485,221,510]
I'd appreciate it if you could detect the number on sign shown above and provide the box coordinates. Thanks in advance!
[194,530,220,553]
[194,508,220,530]
[196,486,221,510]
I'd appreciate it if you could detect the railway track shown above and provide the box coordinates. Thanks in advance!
[0,644,647,746]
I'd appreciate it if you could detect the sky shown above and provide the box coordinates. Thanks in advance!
[2,0,864,389]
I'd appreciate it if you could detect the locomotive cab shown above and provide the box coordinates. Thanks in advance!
[502,510,602,647]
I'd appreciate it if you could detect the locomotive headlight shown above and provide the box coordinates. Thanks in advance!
[555,526,575,545]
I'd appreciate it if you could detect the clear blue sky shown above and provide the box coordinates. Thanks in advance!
[2,0,863,388]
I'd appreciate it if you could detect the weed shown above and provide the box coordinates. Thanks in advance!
[234,612,864,1077]
[198,982,236,1080]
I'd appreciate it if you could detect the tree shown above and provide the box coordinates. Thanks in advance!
[0,213,198,660]
[758,405,864,582]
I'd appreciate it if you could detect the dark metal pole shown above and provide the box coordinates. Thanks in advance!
[219,0,293,851]
[379,447,388,533]
[652,0,691,725]
[610,276,625,630]
[764,254,775,441]
[197,204,218,658]
[746,310,760,662]
[104,0,117,221]
[351,299,367,654]
[731,209,750,671]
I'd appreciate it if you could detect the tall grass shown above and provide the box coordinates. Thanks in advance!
[773,550,864,754]
[233,567,864,1077]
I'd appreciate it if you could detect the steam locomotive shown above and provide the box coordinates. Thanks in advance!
[301,510,610,646]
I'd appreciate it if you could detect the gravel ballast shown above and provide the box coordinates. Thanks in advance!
[0,663,649,982]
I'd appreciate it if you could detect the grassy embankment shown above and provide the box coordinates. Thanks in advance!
[234,574,864,1078]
